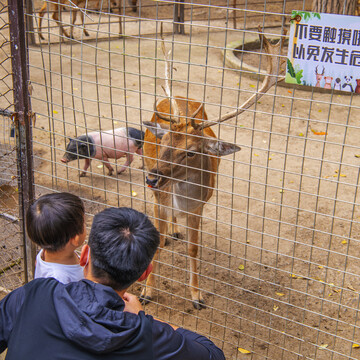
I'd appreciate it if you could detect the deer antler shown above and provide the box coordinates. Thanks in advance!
[189,103,204,129]
[154,23,180,123]
[199,26,287,130]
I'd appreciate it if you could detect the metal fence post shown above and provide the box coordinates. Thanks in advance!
[8,0,36,282]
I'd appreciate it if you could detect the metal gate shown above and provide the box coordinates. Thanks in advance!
[2,0,360,359]
[0,0,25,297]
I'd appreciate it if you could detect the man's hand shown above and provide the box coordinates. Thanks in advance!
[123,292,144,314]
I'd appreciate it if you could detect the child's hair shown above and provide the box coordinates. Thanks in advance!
[26,192,85,251]
[88,207,159,290]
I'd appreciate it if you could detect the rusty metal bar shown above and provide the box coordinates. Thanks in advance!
[173,0,185,35]
[25,0,36,46]
[8,0,36,282]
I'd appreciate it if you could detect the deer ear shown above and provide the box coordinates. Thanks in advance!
[143,121,169,139]
[205,138,241,156]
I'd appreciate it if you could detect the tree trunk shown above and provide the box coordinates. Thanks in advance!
[312,0,357,15]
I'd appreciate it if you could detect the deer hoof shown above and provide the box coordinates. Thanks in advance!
[139,295,152,305]
[192,299,206,310]
[79,172,87,178]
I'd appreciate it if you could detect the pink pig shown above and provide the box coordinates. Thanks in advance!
[61,127,144,177]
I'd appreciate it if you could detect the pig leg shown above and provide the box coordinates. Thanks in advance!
[102,155,114,176]
[80,158,91,177]
[117,154,133,174]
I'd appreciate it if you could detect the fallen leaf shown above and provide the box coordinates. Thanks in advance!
[238,264,245,271]
[279,190,284,193]
[340,174,347,177]
[333,289,341,293]
[97,165,103,169]
[341,240,347,244]
[355,155,360,158]
[281,104,285,107]
[250,84,255,88]
[273,305,279,311]
[269,157,272,160]
[299,132,304,137]
[132,191,137,197]
[310,127,327,135]
[254,153,259,157]
[318,265,323,269]
[246,240,250,243]
[352,344,360,348]
[348,285,356,291]
[288,90,292,94]
[238,347,251,354]
[318,109,322,112]
[276,292,285,297]
[53,110,58,114]
[319,344,328,349]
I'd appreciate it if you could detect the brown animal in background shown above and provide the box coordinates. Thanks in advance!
[323,76,333,89]
[355,79,360,93]
[38,0,90,40]
[38,0,137,40]
[315,65,325,87]
[140,25,286,309]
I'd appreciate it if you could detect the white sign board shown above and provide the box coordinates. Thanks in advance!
[286,11,360,92]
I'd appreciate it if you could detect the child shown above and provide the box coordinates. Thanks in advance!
[26,192,86,283]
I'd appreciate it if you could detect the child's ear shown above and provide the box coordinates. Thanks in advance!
[138,263,153,282]
[79,244,90,267]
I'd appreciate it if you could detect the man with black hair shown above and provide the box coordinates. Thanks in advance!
[0,207,225,360]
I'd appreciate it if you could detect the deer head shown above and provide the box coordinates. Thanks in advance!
[143,26,286,190]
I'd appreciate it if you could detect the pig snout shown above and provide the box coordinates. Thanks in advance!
[61,157,70,163]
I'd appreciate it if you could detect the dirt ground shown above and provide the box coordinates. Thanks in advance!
[2,0,360,359]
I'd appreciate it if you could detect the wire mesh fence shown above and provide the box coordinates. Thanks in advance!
[0,1,24,299]
[8,0,360,358]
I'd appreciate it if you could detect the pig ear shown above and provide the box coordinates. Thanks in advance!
[204,138,241,157]
[143,121,169,139]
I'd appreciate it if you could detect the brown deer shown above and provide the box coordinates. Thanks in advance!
[38,0,133,40]
[315,65,325,87]
[38,0,90,40]
[141,26,286,309]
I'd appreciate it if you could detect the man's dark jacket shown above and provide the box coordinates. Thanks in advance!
[0,278,225,360]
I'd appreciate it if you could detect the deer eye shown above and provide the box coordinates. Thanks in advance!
[187,151,196,157]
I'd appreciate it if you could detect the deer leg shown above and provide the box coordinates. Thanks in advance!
[69,8,77,39]
[169,216,182,239]
[140,203,167,303]
[52,6,72,39]
[79,9,90,36]
[38,2,47,40]
[188,212,205,310]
